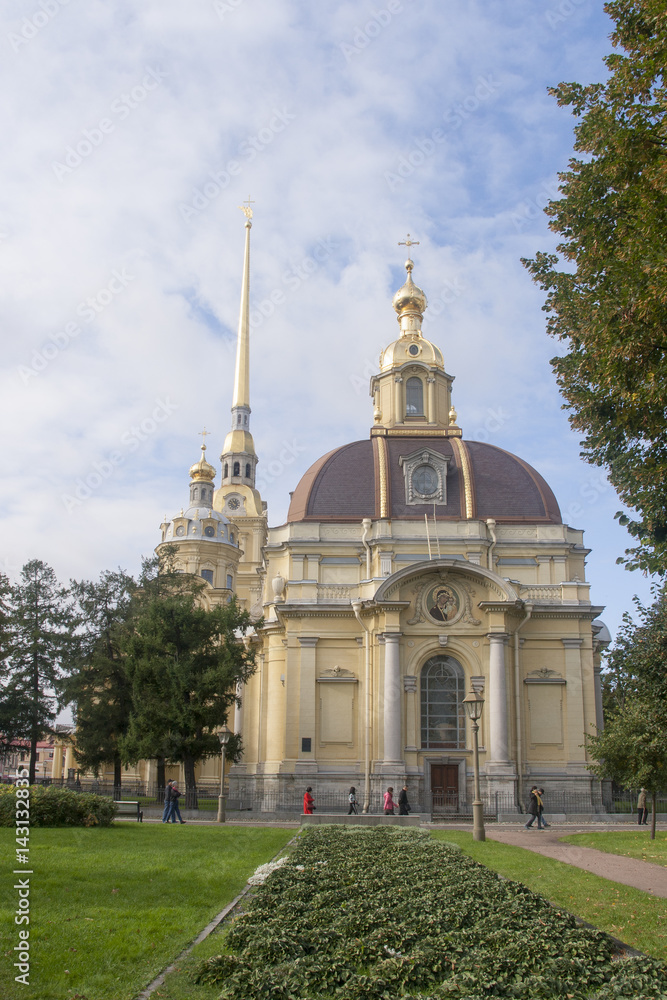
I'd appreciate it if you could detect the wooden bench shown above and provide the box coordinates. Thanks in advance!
[114,800,143,822]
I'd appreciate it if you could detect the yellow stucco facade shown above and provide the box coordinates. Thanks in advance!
[152,216,607,813]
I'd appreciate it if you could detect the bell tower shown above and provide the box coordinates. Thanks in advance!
[213,202,267,616]
[370,237,461,438]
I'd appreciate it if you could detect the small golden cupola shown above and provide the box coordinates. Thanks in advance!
[370,243,460,437]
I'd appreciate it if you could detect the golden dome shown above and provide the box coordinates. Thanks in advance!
[189,443,216,483]
[392,259,427,318]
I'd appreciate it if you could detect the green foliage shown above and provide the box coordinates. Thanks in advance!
[2,560,75,782]
[586,701,667,791]
[522,1,667,575]
[120,551,260,806]
[62,569,136,787]
[591,584,667,838]
[602,584,667,714]
[193,826,667,999]
[0,783,116,827]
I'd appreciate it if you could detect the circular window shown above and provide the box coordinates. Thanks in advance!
[204,525,215,538]
[408,343,420,357]
[175,525,185,537]
[412,465,438,497]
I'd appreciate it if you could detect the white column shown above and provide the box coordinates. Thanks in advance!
[297,637,318,768]
[383,633,402,763]
[426,376,436,424]
[233,682,244,736]
[394,376,403,421]
[562,637,586,765]
[487,633,509,763]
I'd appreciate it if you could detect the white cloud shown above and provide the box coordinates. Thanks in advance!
[0,0,653,638]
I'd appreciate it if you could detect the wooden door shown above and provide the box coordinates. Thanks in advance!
[431,763,459,812]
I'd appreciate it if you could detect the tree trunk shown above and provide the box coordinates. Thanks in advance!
[113,755,122,799]
[183,755,198,810]
[157,756,166,802]
[651,790,657,841]
[29,732,39,786]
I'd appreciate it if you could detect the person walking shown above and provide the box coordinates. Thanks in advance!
[537,787,550,828]
[383,787,396,815]
[348,786,358,815]
[524,786,543,829]
[161,780,174,823]
[169,781,186,824]
[638,788,648,825]
[398,785,411,816]
[303,786,314,814]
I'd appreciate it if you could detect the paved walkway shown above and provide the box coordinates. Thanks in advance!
[484,824,667,897]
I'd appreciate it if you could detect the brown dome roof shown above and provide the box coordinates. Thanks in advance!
[287,437,561,524]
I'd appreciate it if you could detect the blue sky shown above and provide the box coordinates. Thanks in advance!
[0,0,655,641]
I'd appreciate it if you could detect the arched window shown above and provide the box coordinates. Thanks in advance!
[406,377,424,416]
[420,655,466,749]
[245,463,251,478]
[233,461,240,476]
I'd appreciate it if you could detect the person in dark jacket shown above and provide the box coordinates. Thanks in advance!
[161,780,174,823]
[524,786,543,829]
[537,787,550,828]
[398,785,411,815]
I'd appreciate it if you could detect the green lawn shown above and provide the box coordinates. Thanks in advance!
[436,830,667,960]
[0,824,293,1000]
[560,830,667,866]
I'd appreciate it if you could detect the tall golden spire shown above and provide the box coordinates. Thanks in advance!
[232,199,254,410]
[220,201,259,488]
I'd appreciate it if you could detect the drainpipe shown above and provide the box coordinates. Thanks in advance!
[486,518,497,571]
[361,518,372,580]
[351,599,372,813]
[514,603,533,811]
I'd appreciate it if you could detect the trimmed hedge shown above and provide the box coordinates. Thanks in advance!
[0,784,116,827]
[195,826,667,999]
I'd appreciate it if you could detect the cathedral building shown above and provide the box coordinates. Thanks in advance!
[158,209,607,814]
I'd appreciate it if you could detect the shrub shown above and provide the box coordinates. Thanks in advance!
[194,826,667,1000]
[0,784,116,827]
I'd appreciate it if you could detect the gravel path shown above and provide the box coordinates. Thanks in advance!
[485,825,667,897]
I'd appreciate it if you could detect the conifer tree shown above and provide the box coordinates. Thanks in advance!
[5,561,74,783]
[63,570,135,795]
[121,552,258,808]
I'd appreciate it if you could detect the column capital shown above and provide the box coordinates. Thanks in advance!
[561,637,583,649]
[382,632,403,643]
[298,636,319,648]
[486,632,508,643]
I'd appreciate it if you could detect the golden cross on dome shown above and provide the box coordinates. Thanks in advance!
[200,427,210,450]
[399,234,419,250]
[239,197,255,220]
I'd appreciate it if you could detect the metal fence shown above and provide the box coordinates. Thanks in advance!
[35,778,665,818]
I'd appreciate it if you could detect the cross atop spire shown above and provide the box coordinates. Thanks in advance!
[398,233,419,251]
[240,197,255,222]
[200,427,210,449]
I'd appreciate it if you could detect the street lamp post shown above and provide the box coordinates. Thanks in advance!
[463,690,486,842]
[217,727,232,823]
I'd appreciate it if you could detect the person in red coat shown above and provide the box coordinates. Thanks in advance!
[303,786,314,814]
